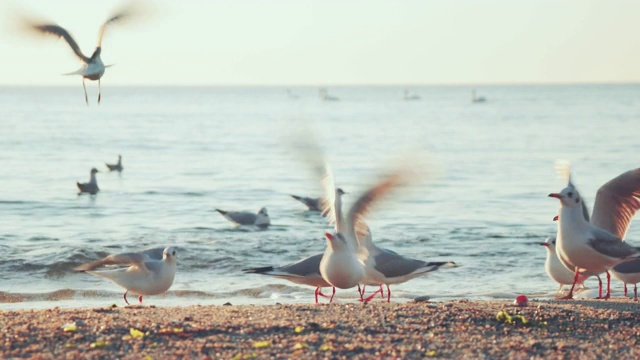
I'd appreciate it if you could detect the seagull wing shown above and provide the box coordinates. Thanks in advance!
[75,252,148,272]
[591,168,640,239]
[32,24,90,62]
[588,229,639,259]
[96,7,134,47]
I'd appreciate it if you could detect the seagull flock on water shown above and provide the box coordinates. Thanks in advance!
[20,6,640,305]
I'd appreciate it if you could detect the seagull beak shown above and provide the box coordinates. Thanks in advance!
[552,215,559,221]
[324,232,334,241]
[548,193,561,199]
[539,242,549,247]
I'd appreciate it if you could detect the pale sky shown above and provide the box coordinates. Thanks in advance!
[2,0,640,86]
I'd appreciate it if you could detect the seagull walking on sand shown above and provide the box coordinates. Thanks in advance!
[549,169,640,300]
[106,154,123,172]
[75,246,178,305]
[215,207,270,227]
[243,254,336,304]
[26,6,135,105]
[77,168,99,195]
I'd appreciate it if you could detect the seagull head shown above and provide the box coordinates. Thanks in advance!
[90,168,99,174]
[548,186,582,207]
[162,247,178,262]
[324,232,348,251]
[258,207,269,217]
[540,237,556,251]
[336,188,347,196]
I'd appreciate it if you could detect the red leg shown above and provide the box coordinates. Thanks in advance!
[363,287,383,302]
[379,285,384,299]
[138,296,143,304]
[98,79,101,104]
[558,270,580,300]
[596,275,603,299]
[314,287,320,303]
[123,291,130,305]
[329,287,336,303]
[635,284,638,302]
[386,285,391,303]
[603,271,611,300]
[624,284,628,297]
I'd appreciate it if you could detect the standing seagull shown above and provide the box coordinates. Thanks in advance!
[77,168,99,195]
[540,237,588,293]
[106,154,123,172]
[27,7,134,104]
[75,246,178,305]
[549,184,640,300]
[243,254,336,304]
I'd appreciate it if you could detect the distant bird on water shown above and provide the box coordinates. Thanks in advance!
[106,154,123,172]
[25,6,136,105]
[77,168,99,195]
[215,207,271,227]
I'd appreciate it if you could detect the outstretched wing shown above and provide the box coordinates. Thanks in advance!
[75,252,147,272]
[96,6,136,48]
[591,168,640,239]
[31,24,90,62]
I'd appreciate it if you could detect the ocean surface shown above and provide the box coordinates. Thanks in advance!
[1,84,639,310]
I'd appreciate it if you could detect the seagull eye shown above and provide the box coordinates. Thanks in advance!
[172,251,176,256]
[567,192,573,198]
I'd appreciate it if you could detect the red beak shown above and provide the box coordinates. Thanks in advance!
[539,242,549,247]
[552,215,559,221]
[325,232,334,241]
[548,193,561,199]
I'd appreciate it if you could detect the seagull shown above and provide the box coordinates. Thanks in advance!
[611,259,640,301]
[77,168,99,195]
[243,253,336,304]
[540,237,588,292]
[549,183,640,300]
[75,246,178,305]
[215,207,270,227]
[106,154,123,172]
[290,188,346,212]
[27,7,135,105]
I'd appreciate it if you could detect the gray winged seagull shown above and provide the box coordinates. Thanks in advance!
[549,168,640,300]
[243,254,336,303]
[27,7,134,105]
[77,168,99,195]
[106,154,123,172]
[540,237,588,292]
[290,188,346,213]
[75,246,178,305]
[215,207,270,227]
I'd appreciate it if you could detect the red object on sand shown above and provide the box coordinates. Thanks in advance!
[514,295,528,307]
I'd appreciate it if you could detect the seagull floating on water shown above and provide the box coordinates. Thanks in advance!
[106,154,123,172]
[77,168,99,195]
[27,6,135,105]
[75,246,178,305]
[215,207,270,227]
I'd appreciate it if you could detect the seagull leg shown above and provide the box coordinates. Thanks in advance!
[603,271,611,300]
[635,284,638,302]
[98,79,101,104]
[624,284,628,297]
[138,296,143,304]
[314,287,320,304]
[82,78,88,105]
[123,291,130,305]
[386,285,391,303]
[363,287,383,302]
[596,275,603,299]
[558,270,580,300]
[379,285,384,299]
[329,287,336,303]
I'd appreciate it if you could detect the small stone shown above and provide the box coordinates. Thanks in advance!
[223,302,232,306]
[414,296,431,303]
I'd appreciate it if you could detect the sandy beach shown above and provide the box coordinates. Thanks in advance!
[2,299,640,359]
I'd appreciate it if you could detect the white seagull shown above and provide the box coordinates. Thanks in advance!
[75,246,178,305]
[549,182,640,300]
[215,207,270,227]
[540,237,588,293]
[77,168,99,195]
[27,7,134,105]
[106,154,123,172]
[243,253,336,303]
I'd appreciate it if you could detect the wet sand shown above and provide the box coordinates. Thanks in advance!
[1,299,639,359]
